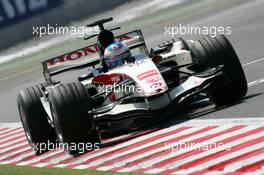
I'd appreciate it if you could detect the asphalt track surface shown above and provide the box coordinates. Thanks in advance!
[1,0,264,123]
[0,0,264,174]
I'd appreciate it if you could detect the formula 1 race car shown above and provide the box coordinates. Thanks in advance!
[17,17,247,155]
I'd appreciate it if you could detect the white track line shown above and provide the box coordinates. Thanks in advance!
[204,171,229,175]
[0,132,25,143]
[0,123,21,128]
[16,150,63,166]
[224,152,264,172]
[0,151,36,165]
[45,154,72,165]
[248,78,264,87]
[0,141,29,154]
[0,128,24,138]
[242,57,264,67]
[243,57,264,87]
[252,167,264,175]
[0,147,31,160]
[0,137,27,149]
[0,127,20,135]
[34,163,51,168]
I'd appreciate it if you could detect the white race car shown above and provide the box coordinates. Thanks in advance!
[17,18,247,155]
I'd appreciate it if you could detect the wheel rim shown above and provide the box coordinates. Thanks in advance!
[50,104,64,143]
[18,105,32,143]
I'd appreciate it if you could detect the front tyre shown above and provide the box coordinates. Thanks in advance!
[48,82,101,155]
[17,85,56,155]
[191,34,248,106]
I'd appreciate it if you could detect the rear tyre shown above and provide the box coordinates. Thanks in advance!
[17,85,56,155]
[49,82,101,155]
[191,34,248,106]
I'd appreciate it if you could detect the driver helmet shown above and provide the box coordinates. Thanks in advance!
[104,42,132,69]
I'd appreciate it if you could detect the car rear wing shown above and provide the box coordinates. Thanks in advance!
[42,30,149,85]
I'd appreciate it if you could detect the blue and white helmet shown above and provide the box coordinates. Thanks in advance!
[104,42,132,69]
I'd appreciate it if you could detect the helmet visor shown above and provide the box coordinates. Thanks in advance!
[107,58,125,68]
[106,51,131,68]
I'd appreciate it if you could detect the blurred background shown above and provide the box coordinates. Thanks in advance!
[0,0,187,65]
[0,0,131,50]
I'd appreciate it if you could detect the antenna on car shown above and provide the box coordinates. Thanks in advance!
[87,17,113,31]
[84,17,121,40]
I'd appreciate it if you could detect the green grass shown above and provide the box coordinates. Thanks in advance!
[0,165,149,175]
